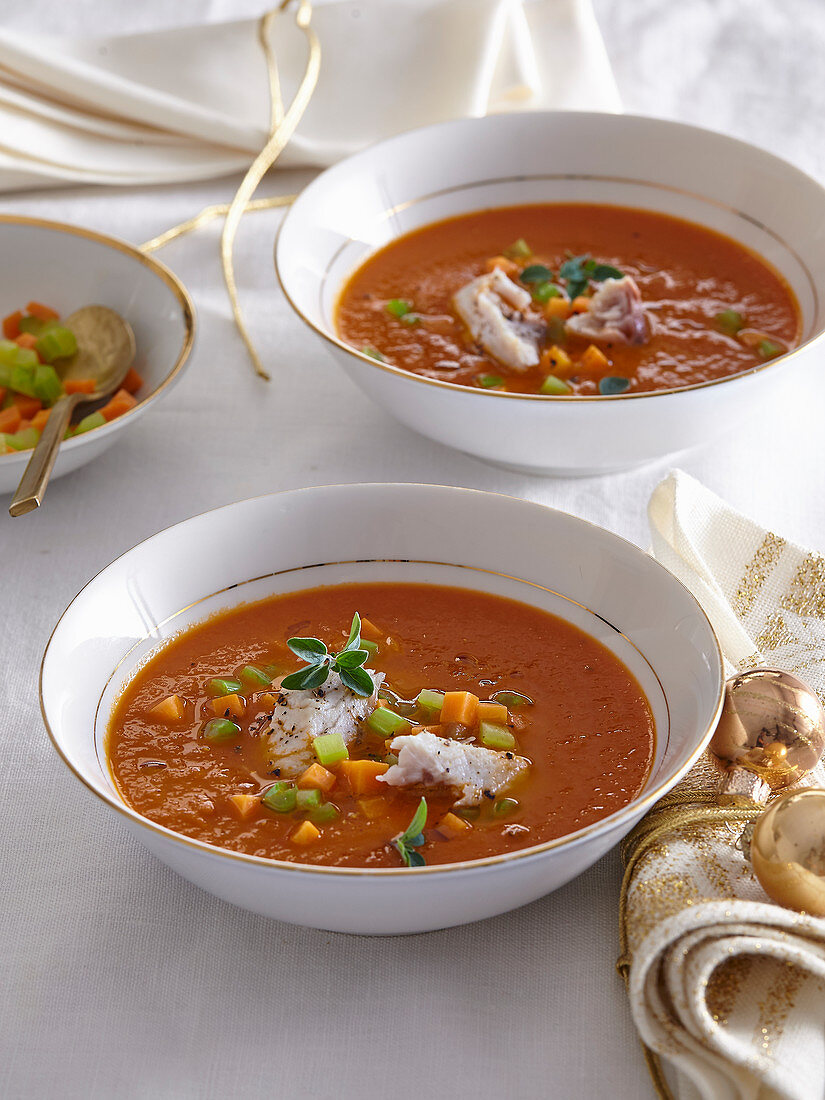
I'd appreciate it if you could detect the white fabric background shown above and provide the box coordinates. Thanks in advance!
[2,2,824,1098]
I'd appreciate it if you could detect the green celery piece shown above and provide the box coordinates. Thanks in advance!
[296,788,323,811]
[74,411,106,435]
[540,374,572,396]
[758,339,783,360]
[0,433,7,451]
[10,354,38,397]
[7,427,40,451]
[479,722,516,750]
[532,282,562,304]
[491,690,533,708]
[262,783,297,813]
[33,365,63,406]
[18,315,44,336]
[0,340,19,367]
[366,707,412,737]
[309,802,340,825]
[416,689,444,714]
[313,732,349,767]
[478,374,504,389]
[503,238,531,260]
[202,718,240,744]
[386,298,413,319]
[715,309,744,336]
[239,665,271,688]
[383,753,399,766]
[360,638,378,657]
[493,797,519,817]
[207,677,242,696]
[35,325,77,363]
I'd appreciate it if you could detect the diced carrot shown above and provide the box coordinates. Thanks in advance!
[210,693,245,718]
[0,406,22,434]
[477,701,509,725]
[15,333,39,351]
[436,812,472,840]
[540,346,572,376]
[290,820,321,845]
[2,310,22,339]
[25,301,59,323]
[357,796,391,820]
[410,724,443,736]
[12,394,41,419]
[122,367,143,395]
[580,344,611,372]
[297,762,337,793]
[258,692,277,710]
[31,409,50,431]
[150,694,185,722]
[571,295,591,314]
[100,388,137,422]
[229,793,260,820]
[16,419,31,432]
[338,759,390,795]
[359,616,383,641]
[64,378,96,395]
[544,296,572,320]
[483,255,520,278]
[440,691,479,726]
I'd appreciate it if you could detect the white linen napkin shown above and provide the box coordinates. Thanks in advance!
[624,470,825,1100]
[0,0,619,193]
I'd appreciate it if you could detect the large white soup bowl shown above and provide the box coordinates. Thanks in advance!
[0,216,194,495]
[41,484,724,934]
[277,112,825,476]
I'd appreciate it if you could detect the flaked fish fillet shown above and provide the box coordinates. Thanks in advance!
[565,275,648,345]
[453,268,540,370]
[262,669,384,777]
[378,731,530,806]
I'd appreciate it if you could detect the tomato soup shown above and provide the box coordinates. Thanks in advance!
[108,583,655,869]
[336,204,800,396]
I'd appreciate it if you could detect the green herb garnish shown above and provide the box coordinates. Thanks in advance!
[599,376,631,395]
[519,263,553,284]
[386,298,413,319]
[281,613,374,697]
[532,282,562,304]
[590,263,624,282]
[391,797,428,868]
[559,254,623,299]
[503,238,532,260]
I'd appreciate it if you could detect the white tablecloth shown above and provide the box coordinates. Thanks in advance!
[2,3,824,1098]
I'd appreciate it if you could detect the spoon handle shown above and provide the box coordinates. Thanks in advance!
[9,393,82,517]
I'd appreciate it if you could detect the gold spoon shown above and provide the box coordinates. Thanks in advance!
[9,306,136,518]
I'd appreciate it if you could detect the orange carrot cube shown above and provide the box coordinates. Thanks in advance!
[359,616,383,641]
[297,762,337,793]
[440,691,479,726]
[338,759,389,795]
[0,406,22,434]
[571,295,591,314]
[25,301,59,322]
[540,345,572,375]
[483,255,520,278]
[150,694,185,722]
[210,693,245,718]
[436,812,472,840]
[31,409,51,431]
[122,367,144,395]
[544,296,572,320]
[229,793,260,820]
[15,333,39,351]
[477,701,509,725]
[64,378,96,395]
[12,394,41,419]
[580,344,611,372]
[100,389,137,422]
[290,820,321,845]
[357,796,390,820]
[2,310,22,339]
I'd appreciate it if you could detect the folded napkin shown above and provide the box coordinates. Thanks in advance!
[621,470,825,1100]
[0,0,619,194]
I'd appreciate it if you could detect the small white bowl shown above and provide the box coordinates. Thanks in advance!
[276,112,825,476]
[41,484,724,934]
[0,216,195,495]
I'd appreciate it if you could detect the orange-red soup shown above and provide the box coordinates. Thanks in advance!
[108,583,655,868]
[336,203,800,395]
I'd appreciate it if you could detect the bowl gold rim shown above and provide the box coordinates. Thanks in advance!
[0,213,196,458]
[274,110,825,403]
[39,481,727,879]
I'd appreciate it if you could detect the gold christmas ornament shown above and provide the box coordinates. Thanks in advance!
[750,788,825,916]
[709,668,825,790]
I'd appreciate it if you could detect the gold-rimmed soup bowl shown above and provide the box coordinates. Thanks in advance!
[0,216,195,495]
[276,112,825,476]
[41,483,724,934]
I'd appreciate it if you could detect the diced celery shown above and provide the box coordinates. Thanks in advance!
[715,309,744,336]
[33,364,63,406]
[7,427,40,451]
[366,708,413,737]
[313,732,349,767]
[479,722,516,750]
[386,299,413,319]
[239,665,271,687]
[758,339,783,360]
[10,356,38,397]
[207,677,242,696]
[202,717,240,744]
[262,783,297,813]
[491,690,533,707]
[532,282,562,304]
[455,805,480,821]
[416,689,444,714]
[360,639,378,657]
[493,797,519,817]
[18,315,44,336]
[309,802,340,825]
[35,325,77,363]
[478,374,504,389]
[0,340,19,367]
[540,374,572,396]
[74,411,106,435]
[296,788,323,811]
[503,238,531,260]
[383,753,399,766]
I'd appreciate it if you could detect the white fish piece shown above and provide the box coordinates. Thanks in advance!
[262,669,384,777]
[378,730,530,806]
[565,275,648,345]
[453,267,541,371]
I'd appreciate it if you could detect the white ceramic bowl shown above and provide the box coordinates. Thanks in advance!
[0,216,195,495]
[41,484,724,934]
[276,112,825,476]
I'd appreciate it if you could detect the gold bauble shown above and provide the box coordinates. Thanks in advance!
[709,669,825,790]
[750,788,825,916]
